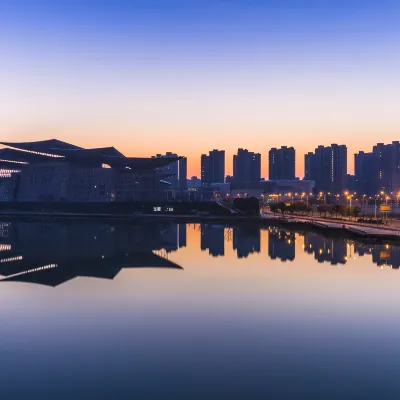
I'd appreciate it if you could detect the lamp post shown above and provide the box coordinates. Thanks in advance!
[347,194,353,220]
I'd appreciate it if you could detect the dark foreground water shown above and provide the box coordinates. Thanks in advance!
[1,219,400,399]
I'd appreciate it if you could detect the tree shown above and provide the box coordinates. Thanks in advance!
[317,204,329,217]
[333,204,345,218]
[292,202,312,215]
[233,197,260,215]
[351,206,361,219]
[269,203,280,214]
[327,204,335,218]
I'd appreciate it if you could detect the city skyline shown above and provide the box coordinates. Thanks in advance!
[2,0,400,177]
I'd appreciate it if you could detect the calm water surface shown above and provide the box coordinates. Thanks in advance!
[1,219,400,399]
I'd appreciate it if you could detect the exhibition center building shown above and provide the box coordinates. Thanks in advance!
[0,139,180,202]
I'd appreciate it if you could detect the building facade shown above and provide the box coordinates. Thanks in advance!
[304,144,347,194]
[354,142,400,195]
[233,148,261,185]
[269,146,295,180]
[152,152,187,191]
[201,149,225,186]
[355,151,375,194]
[372,141,400,193]
[0,139,181,202]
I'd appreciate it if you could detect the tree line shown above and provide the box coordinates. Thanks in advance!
[269,202,361,219]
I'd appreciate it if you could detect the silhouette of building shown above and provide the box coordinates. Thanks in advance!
[269,146,295,180]
[268,230,295,262]
[355,151,375,194]
[261,179,315,196]
[0,140,181,202]
[303,233,347,265]
[233,148,261,185]
[201,224,225,257]
[304,144,347,194]
[372,141,400,193]
[153,152,187,191]
[187,176,202,189]
[233,227,260,258]
[225,175,233,184]
[201,150,225,186]
[346,174,356,192]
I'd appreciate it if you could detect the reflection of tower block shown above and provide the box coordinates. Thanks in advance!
[166,189,176,201]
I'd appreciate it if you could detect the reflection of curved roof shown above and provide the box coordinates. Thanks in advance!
[0,251,183,287]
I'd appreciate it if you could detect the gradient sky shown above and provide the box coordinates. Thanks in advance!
[1,0,400,177]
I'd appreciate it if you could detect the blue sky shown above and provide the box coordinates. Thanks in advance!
[1,0,400,176]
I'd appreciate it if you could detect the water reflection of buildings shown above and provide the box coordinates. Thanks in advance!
[233,227,261,259]
[268,229,295,262]
[0,221,184,287]
[201,224,225,257]
[161,224,187,252]
[354,243,400,269]
[304,233,347,265]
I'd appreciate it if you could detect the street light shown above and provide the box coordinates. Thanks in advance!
[301,192,308,205]
[347,194,353,219]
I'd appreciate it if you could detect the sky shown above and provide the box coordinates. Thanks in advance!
[1,0,400,177]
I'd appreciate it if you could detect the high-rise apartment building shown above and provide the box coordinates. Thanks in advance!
[201,150,225,186]
[269,146,295,180]
[372,141,400,192]
[304,144,347,193]
[233,148,261,184]
[355,151,375,194]
[353,142,400,195]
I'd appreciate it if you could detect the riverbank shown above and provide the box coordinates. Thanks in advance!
[261,213,400,242]
[0,210,256,224]
[1,209,400,243]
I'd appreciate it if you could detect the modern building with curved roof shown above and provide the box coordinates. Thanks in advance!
[0,139,183,202]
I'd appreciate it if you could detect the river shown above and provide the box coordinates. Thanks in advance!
[1,219,400,399]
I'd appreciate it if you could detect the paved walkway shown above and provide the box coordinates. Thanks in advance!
[261,212,400,238]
